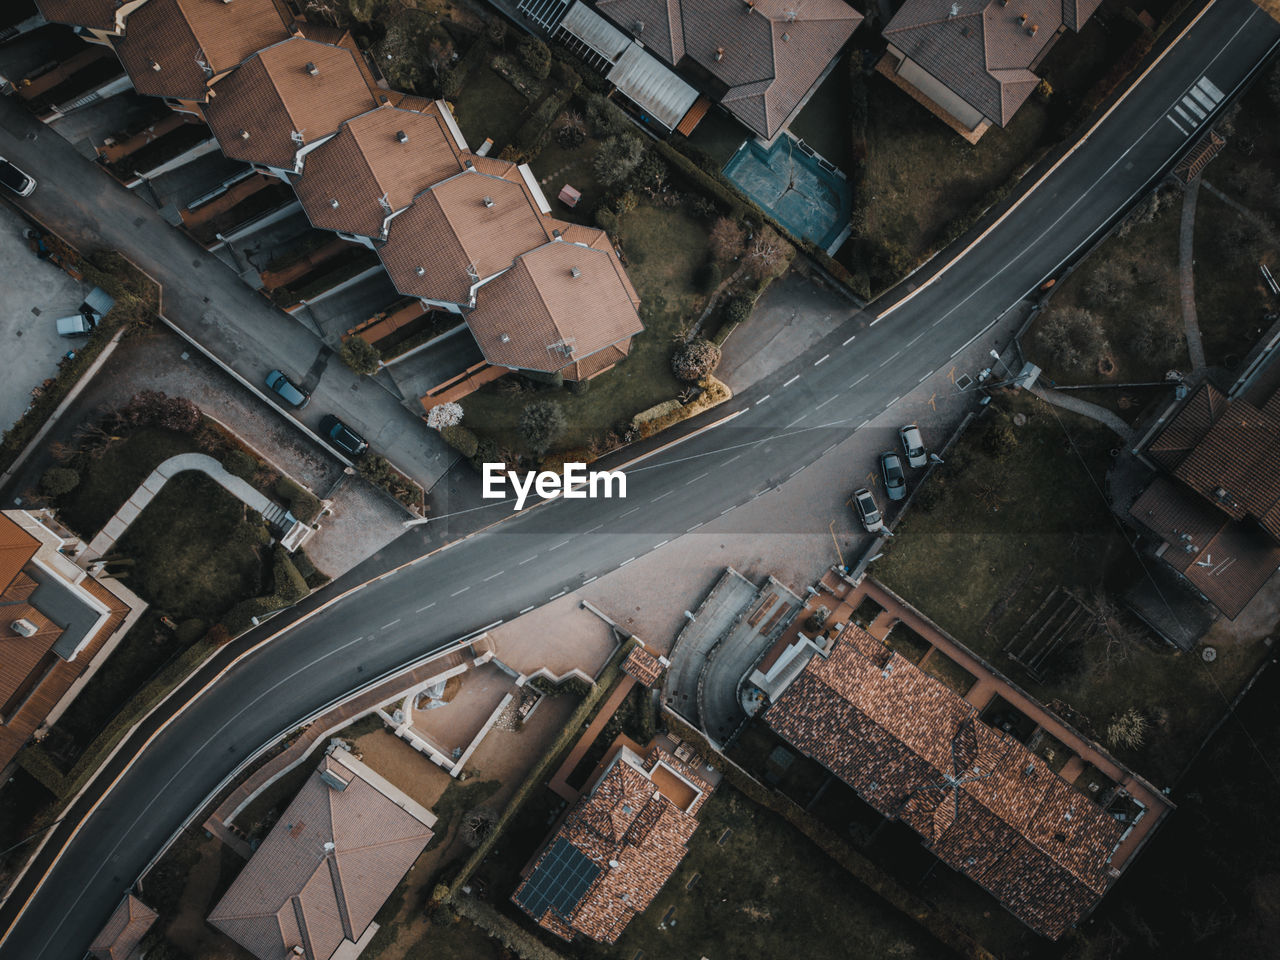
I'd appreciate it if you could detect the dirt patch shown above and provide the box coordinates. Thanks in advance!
[352,729,453,811]
[165,835,253,960]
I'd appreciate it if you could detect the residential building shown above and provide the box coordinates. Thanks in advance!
[763,612,1170,939]
[209,750,436,960]
[291,101,469,243]
[34,0,149,41]
[88,894,158,960]
[201,35,379,176]
[513,737,716,942]
[1130,376,1280,618]
[880,0,1102,142]
[592,0,863,142]
[0,511,143,773]
[110,0,293,102]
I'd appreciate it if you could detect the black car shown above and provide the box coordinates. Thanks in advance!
[320,415,369,457]
[880,451,906,501]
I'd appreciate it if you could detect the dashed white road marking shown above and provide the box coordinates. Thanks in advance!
[517,555,538,565]
[686,473,709,485]
[450,587,469,597]
[783,374,800,387]
[482,571,505,582]
[548,539,571,551]
[416,602,435,613]
[519,605,536,614]
[687,522,704,532]
[549,590,567,600]
[651,490,672,502]
[842,334,857,346]
[619,557,637,567]
[786,415,806,428]
[850,373,868,388]
[620,506,640,518]
[653,539,669,549]
[816,395,837,410]
[919,372,932,383]
[814,354,830,366]
[582,576,597,585]
[755,394,771,405]
[879,351,900,368]
[381,619,401,630]
[885,396,901,408]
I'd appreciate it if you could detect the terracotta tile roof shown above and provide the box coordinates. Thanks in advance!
[202,37,378,171]
[513,743,714,943]
[34,0,117,30]
[89,894,158,960]
[1130,476,1280,618]
[765,624,1125,939]
[0,514,39,595]
[465,236,642,377]
[293,103,466,239]
[377,166,554,307]
[884,0,1086,126]
[596,0,863,139]
[1146,382,1228,472]
[0,572,66,715]
[622,645,664,686]
[209,755,433,960]
[112,0,292,102]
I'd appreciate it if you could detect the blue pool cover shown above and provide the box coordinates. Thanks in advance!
[722,137,852,253]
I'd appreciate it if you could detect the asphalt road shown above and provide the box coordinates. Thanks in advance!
[2,1,1279,955]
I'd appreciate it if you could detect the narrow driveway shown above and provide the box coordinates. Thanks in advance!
[1,2,1277,956]
[0,102,453,492]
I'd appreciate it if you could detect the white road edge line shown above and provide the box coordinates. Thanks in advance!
[619,557,637,567]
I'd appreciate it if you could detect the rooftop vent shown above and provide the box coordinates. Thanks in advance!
[239,128,250,140]
[464,159,474,169]
[570,266,581,278]
[499,333,511,343]
[482,196,494,208]
[330,198,339,208]
[319,769,349,791]
[292,947,305,957]
[634,19,644,32]
[552,228,562,239]
[396,129,408,143]
[323,841,336,852]
[379,93,389,103]
[305,61,318,76]
[949,3,959,15]
[781,31,790,41]
[609,859,621,868]
[148,58,161,71]
[1018,12,1027,23]
[1213,485,1230,501]
[11,619,37,638]
[1027,22,1038,34]
[714,47,725,62]
[415,266,425,275]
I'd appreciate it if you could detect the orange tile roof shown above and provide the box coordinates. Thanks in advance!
[513,743,714,943]
[378,166,554,306]
[0,573,66,715]
[465,236,642,377]
[89,894,158,960]
[766,624,1126,940]
[622,645,664,687]
[293,103,466,239]
[112,0,292,102]
[209,756,433,960]
[0,514,39,595]
[34,0,117,30]
[202,37,378,171]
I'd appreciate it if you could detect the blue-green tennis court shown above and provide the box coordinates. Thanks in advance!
[723,136,852,254]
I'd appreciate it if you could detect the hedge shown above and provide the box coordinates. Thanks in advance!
[441,424,480,459]
[221,547,310,636]
[452,897,569,960]
[274,476,321,524]
[633,376,731,439]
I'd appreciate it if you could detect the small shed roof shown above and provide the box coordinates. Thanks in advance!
[607,43,698,131]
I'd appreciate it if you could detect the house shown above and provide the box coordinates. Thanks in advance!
[764,619,1167,939]
[466,230,643,380]
[1130,379,1280,617]
[0,510,143,773]
[593,0,863,142]
[291,101,469,243]
[200,35,379,177]
[880,0,1102,142]
[88,893,158,960]
[513,736,716,942]
[34,0,148,40]
[208,750,435,960]
[110,0,293,102]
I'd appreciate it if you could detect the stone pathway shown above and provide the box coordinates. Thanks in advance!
[1179,177,1207,373]
[84,452,287,560]
[1028,384,1136,442]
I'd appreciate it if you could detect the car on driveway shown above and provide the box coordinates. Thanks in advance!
[320,414,368,457]
[852,487,883,533]
[0,157,36,197]
[265,369,310,408]
[899,424,927,468]
[881,451,907,501]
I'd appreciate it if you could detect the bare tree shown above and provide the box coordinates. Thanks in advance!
[426,38,455,82]
[708,217,745,263]
[460,807,498,848]
[743,226,793,281]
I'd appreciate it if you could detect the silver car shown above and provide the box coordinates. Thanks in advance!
[853,487,883,533]
[0,157,36,197]
[881,451,907,501]
[899,424,927,468]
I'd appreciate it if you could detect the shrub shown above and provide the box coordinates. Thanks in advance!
[40,466,80,497]
[694,259,722,293]
[585,93,629,137]
[593,135,645,187]
[339,336,381,375]
[519,399,566,453]
[426,401,464,430]
[1036,307,1109,373]
[982,422,1019,460]
[1105,708,1150,750]
[274,477,321,523]
[222,449,258,481]
[441,424,479,459]
[221,547,309,635]
[709,217,746,262]
[805,606,830,633]
[723,294,755,326]
[174,618,206,645]
[567,377,591,395]
[517,35,551,80]
[671,339,722,381]
[116,391,200,433]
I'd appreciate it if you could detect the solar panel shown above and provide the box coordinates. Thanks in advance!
[515,838,601,920]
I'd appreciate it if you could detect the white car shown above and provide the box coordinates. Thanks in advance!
[853,487,883,533]
[899,424,927,468]
[0,157,36,197]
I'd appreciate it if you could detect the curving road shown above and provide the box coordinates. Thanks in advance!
[2,1,1278,955]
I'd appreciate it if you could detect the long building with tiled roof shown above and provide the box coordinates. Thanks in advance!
[89,893,158,960]
[595,0,863,141]
[513,739,715,943]
[765,623,1130,939]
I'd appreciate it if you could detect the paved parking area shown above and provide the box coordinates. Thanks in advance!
[0,201,91,432]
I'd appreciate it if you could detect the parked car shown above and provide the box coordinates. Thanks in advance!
[852,487,883,533]
[320,414,368,457]
[54,287,115,338]
[880,451,907,501]
[899,424,927,468]
[0,156,36,197]
[265,369,310,408]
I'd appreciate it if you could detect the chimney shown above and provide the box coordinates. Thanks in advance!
[570,266,581,278]
[379,93,390,103]
[552,228,562,239]
[1018,12,1027,23]
[148,58,161,71]
[396,129,408,143]
[239,128,250,140]
[305,61,318,76]
[948,3,959,16]
[482,196,494,208]
[634,19,644,32]
[11,619,37,638]
[288,20,302,35]
[714,46,724,61]
[464,159,474,170]
[1027,22,1037,34]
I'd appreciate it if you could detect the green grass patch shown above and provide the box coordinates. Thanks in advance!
[872,394,1267,783]
[452,61,534,153]
[685,106,750,167]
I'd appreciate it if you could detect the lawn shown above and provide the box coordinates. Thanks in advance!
[790,50,856,174]
[871,392,1267,783]
[460,199,710,455]
[684,105,751,167]
[451,56,536,154]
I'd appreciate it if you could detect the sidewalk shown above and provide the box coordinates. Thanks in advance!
[0,95,452,496]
